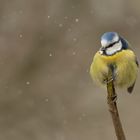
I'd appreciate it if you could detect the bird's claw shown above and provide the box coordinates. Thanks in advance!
[104,77,114,84]
[108,94,117,104]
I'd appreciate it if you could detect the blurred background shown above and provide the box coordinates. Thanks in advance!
[0,0,140,140]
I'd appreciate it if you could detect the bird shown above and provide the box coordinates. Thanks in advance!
[90,32,139,93]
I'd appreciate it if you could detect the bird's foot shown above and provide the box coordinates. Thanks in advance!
[104,77,114,84]
[108,94,117,104]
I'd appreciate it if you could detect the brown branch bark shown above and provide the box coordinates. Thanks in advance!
[107,69,126,140]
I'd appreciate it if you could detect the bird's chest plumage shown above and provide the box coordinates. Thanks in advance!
[91,49,138,88]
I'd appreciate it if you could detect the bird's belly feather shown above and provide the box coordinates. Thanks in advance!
[90,50,138,88]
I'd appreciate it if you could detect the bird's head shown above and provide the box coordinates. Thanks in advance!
[100,32,128,55]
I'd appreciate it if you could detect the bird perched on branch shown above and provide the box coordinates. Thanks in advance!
[90,32,139,93]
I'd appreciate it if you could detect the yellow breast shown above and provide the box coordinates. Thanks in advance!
[90,49,138,88]
[99,49,136,64]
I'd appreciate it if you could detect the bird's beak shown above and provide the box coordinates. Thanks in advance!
[100,47,105,51]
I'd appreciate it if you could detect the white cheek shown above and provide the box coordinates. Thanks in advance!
[106,41,122,55]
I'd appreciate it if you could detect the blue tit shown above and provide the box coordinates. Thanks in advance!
[90,32,139,93]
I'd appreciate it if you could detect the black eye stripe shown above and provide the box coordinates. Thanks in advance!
[100,39,122,56]
[106,39,120,48]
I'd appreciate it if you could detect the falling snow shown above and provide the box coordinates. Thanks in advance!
[78,117,82,121]
[19,10,23,14]
[86,69,89,73]
[58,23,63,27]
[49,53,52,57]
[72,52,76,55]
[68,28,72,32]
[72,6,75,9]
[19,34,23,38]
[26,81,30,85]
[73,38,77,42]
[82,113,86,117]
[17,90,23,94]
[75,18,79,22]
[45,97,49,102]
[90,10,94,14]
[63,120,68,125]
[64,16,68,20]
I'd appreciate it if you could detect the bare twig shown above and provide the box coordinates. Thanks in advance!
[107,68,126,140]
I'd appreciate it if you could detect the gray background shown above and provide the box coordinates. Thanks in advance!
[0,0,140,140]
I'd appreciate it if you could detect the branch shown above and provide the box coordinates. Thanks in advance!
[107,69,126,140]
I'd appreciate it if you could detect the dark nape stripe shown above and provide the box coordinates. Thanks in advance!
[120,37,128,49]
